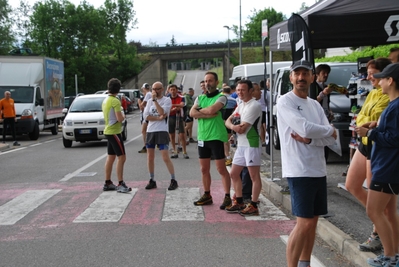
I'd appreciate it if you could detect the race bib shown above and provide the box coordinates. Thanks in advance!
[197,140,204,147]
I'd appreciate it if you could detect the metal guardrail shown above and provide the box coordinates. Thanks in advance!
[136,41,267,54]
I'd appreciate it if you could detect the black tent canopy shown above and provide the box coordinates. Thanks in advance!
[269,0,399,51]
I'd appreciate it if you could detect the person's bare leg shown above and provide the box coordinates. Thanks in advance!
[286,216,319,267]
[215,159,231,194]
[105,155,116,181]
[115,154,126,182]
[230,164,244,197]
[248,166,261,202]
[199,158,211,191]
[345,150,368,207]
[161,149,175,175]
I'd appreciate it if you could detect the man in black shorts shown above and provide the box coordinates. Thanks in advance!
[102,78,131,193]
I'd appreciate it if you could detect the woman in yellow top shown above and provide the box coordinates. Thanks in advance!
[345,57,391,252]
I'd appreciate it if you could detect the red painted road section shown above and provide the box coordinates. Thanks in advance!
[0,180,295,242]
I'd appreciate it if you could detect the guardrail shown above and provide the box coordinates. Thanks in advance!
[136,41,267,54]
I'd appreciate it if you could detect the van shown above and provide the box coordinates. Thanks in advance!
[119,89,139,109]
[272,62,357,158]
[229,61,291,86]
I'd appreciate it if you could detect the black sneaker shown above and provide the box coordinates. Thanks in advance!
[168,179,178,190]
[103,181,117,191]
[193,194,213,206]
[13,141,20,146]
[138,146,147,153]
[145,179,157,190]
[117,182,132,193]
[171,153,178,159]
[219,195,232,210]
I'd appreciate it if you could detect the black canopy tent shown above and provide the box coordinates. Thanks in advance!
[269,0,399,51]
[266,0,399,180]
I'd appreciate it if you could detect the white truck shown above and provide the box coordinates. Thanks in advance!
[0,56,65,140]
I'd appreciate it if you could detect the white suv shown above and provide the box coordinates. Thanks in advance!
[62,94,127,148]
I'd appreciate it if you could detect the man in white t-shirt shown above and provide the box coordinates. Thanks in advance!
[138,83,153,153]
[225,79,262,216]
[276,60,337,267]
[143,82,178,191]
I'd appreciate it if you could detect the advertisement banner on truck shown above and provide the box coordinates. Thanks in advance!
[45,59,64,117]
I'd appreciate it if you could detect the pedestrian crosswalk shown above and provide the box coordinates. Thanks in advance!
[0,181,290,227]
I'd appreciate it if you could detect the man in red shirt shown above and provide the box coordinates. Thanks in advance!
[0,91,20,146]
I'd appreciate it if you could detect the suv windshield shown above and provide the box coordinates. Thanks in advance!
[69,97,105,112]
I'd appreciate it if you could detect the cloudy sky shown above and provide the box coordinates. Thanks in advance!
[9,0,318,45]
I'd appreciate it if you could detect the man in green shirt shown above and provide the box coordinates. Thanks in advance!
[102,78,131,193]
[190,72,231,209]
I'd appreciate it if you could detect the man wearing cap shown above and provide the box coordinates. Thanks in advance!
[276,60,337,267]
[138,83,152,153]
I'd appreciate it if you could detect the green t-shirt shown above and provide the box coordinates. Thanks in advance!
[102,95,122,135]
[197,93,228,142]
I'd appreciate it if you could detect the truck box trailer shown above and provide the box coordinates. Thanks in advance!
[0,56,65,140]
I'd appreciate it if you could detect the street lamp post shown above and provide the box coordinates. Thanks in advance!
[239,0,242,65]
[223,25,231,78]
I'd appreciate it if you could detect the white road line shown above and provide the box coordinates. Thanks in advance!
[44,140,55,143]
[0,147,26,155]
[0,189,61,225]
[59,134,142,182]
[30,143,42,147]
[280,235,326,267]
[162,188,204,221]
[73,189,137,223]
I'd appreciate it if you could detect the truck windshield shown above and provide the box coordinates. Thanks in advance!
[0,87,34,103]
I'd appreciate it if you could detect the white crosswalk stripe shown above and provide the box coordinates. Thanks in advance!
[0,189,61,225]
[162,188,204,221]
[0,187,289,225]
[73,189,137,223]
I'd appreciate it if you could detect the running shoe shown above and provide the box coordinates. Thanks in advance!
[168,179,178,190]
[219,195,232,210]
[13,141,20,146]
[225,158,232,166]
[193,194,213,206]
[145,180,157,190]
[103,181,116,191]
[359,234,382,252]
[183,153,189,159]
[239,203,259,216]
[117,182,132,193]
[138,146,147,153]
[189,138,197,143]
[225,200,245,213]
[171,153,178,159]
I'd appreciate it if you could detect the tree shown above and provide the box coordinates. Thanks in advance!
[236,8,285,42]
[0,0,15,54]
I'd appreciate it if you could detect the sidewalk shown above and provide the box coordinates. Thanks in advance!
[260,175,375,267]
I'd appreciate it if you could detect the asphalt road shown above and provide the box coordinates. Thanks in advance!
[0,104,360,267]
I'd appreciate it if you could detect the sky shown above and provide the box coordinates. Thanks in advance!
[9,0,318,46]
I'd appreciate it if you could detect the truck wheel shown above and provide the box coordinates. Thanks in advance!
[273,123,281,150]
[29,122,40,140]
[51,121,58,135]
[63,137,72,148]
[122,122,127,141]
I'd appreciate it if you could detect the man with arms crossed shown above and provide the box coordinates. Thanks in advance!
[102,78,131,193]
[190,72,231,209]
[225,79,262,216]
[276,60,336,267]
[143,82,178,191]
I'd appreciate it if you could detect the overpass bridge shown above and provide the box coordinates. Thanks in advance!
[123,41,265,89]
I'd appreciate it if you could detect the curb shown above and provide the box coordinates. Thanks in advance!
[261,177,376,267]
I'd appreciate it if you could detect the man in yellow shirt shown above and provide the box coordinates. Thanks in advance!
[0,91,20,146]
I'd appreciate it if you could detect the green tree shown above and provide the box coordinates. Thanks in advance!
[0,0,15,54]
[237,8,285,42]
